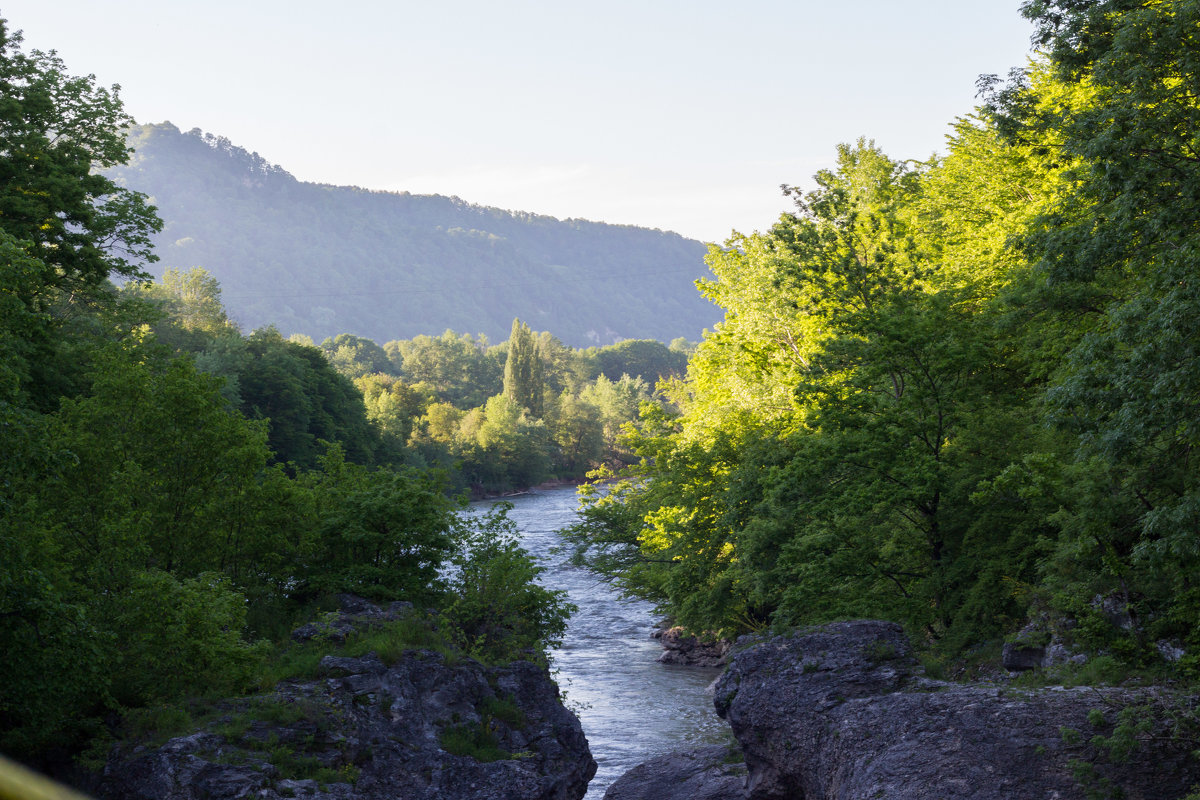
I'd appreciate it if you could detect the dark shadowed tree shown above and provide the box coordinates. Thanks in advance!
[0,19,160,290]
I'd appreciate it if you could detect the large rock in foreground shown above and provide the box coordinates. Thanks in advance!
[712,620,1197,800]
[102,605,594,800]
[602,744,746,800]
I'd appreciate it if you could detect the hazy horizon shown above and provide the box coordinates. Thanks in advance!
[3,0,1035,242]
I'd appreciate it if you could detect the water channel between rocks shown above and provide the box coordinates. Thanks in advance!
[468,486,730,799]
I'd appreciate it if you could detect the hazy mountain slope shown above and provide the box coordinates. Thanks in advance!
[110,123,718,346]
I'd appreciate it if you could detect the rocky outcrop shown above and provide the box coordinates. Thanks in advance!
[290,595,414,645]
[1000,617,1089,673]
[102,599,595,800]
[653,626,731,668]
[602,745,746,800]
[711,620,1198,800]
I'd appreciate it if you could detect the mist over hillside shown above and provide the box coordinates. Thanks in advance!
[108,123,719,347]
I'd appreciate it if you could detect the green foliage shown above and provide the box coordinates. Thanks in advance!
[536,331,592,395]
[15,0,1200,775]
[981,0,1200,661]
[354,372,429,450]
[503,318,545,417]
[592,339,687,384]
[578,374,653,462]
[319,333,395,380]
[570,140,1043,642]
[546,391,605,477]
[438,723,510,763]
[118,704,199,746]
[220,319,666,492]
[0,233,55,405]
[386,330,502,408]
[0,527,110,756]
[1059,696,1200,800]
[444,504,575,663]
[106,571,267,706]
[236,328,381,468]
[0,19,160,290]
[456,395,552,493]
[0,26,286,757]
[124,267,237,352]
[301,445,457,604]
[46,346,280,584]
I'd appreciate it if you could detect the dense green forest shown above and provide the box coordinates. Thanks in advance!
[106,122,717,347]
[0,20,583,768]
[128,266,690,492]
[567,0,1200,676]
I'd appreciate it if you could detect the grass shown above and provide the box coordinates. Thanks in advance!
[251,613,462,691]
[265,742,358,785]
[340,615,461,665]
[212,694,335,742]
[864,640,899,664]
[210,709,359,786]
[438,723,511,763]
[254,642,330,688]
[1007,654,1178,689]
[914,633,1195,692]
[110,612,461,750]
[119,704,199,745]
[479,694,526,728]
[249,696,328,726]
[435,692,528,763]
[916,639,1004,683]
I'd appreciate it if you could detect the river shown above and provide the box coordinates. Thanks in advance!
[468,486,730,799]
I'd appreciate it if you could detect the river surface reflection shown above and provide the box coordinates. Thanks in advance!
[468,487,729,798]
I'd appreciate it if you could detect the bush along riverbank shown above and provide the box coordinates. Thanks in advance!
[81,502,588,799]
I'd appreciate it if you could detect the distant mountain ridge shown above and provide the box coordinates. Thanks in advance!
[108,123,718,347]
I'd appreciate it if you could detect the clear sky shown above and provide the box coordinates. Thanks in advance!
[3,1,1035,243]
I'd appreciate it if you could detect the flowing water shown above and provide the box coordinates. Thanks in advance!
[468,486,730,799]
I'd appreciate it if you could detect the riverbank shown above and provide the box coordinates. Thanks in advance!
[606,620,1200,800]
[467,488,728,799]
[469,477,587,501]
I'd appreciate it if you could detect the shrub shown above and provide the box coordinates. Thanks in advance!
[443,503,575,663]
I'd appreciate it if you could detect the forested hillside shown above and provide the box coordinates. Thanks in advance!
[107,123,716,347]
[569,0,1200,680]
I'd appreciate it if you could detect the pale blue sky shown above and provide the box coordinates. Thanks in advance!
[3,1,1034,242]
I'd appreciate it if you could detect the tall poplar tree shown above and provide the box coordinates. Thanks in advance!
[503,318,544,417]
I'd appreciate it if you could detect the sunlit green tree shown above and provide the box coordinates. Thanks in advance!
[503,318,544,417]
